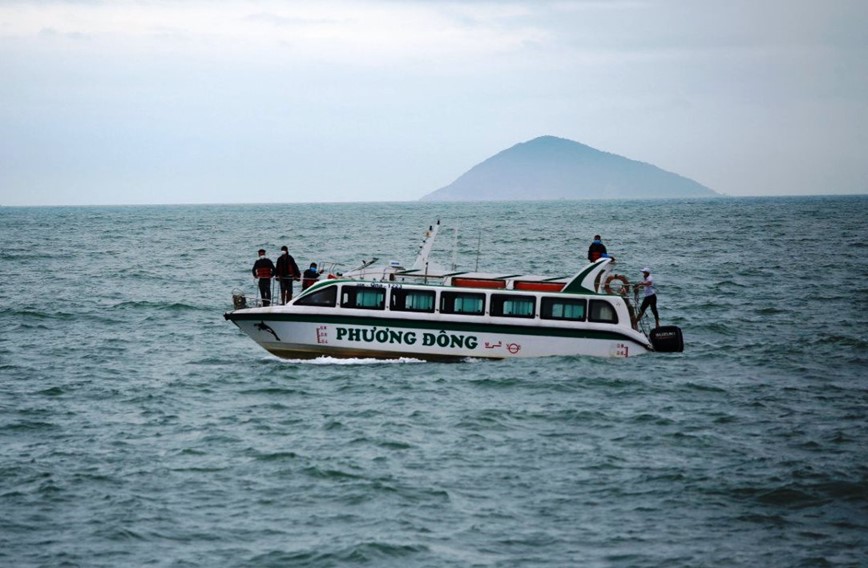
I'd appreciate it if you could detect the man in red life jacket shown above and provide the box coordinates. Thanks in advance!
[252,249,276,306]
[275,245,301,304]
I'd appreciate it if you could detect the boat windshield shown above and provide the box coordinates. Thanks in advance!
[295,285,337,307]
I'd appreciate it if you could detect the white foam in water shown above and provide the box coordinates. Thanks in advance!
[280,356,426,365]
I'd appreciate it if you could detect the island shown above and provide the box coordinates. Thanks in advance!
[420,135,717,201]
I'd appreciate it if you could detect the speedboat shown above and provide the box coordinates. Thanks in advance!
[224,221,683,360]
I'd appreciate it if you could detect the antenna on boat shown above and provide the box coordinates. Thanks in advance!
[475,230,481,272]
[412,219,440,272]
[451,227,458,271]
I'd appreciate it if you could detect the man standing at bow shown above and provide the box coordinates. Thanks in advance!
[252,249,276,306]
[275,245,301,305]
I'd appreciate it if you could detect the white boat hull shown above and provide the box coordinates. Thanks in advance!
[227,309,651,361]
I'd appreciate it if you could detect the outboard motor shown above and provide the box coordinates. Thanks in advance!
[650,326,684,353]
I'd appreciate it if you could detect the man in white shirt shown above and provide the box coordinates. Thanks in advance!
[635,267,660,328]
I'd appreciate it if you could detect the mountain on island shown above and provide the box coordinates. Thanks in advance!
[420,136,716,201]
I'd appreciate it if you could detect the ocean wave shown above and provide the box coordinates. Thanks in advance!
[376,439,413,450]
[247,541,429,566]
[631,412,675,425]
[1,420,58,432]
[689,321,736,335]
[186,355,243,366]
[169,465,229,473]
[468,376,523,388]
[679,381,728,393]
[725,477,868,509]
[755,486,826,507]
[754,306,788,315]
[7,308,77,321]
[237,386,309,396]
[108,300,208,312]
[803,334,868,350]
[248,450,300,462]
[301,465,364,481]
[712,279,749,290]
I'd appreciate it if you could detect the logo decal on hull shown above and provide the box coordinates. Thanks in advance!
[316,326,328,344]
[334,326,479,351]
[254,321,281,341]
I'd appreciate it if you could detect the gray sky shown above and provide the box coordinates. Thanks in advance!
[1,0,866,205]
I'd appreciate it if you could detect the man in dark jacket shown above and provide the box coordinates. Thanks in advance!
[252,249,276,306]
[587,235,608,262]
[275,245,301,304]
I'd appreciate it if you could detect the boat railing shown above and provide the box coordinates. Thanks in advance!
[231,276,309,309]
[232,283,272,309]
[629,286,652,334]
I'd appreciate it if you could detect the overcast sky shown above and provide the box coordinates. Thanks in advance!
[1,0,866,205]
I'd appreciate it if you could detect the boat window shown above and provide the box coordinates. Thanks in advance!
[390,288,436,313]
[441,291,485,316]
[294,284,337,307]
[540,297,586,321]
[340,285,386,310]
[490,294,535,318]
[589,299,618,324]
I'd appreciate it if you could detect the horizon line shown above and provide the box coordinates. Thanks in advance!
[2,193,867,208]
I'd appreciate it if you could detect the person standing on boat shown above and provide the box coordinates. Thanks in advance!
[588,235,608,262]
[635,267,660,328]
[275,245,301,304]
[252,249,276,306]
[301,262,320,291]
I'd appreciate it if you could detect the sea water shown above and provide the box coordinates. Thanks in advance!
[1,197,866,567]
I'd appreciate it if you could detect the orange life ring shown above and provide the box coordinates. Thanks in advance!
[604,274,630,295]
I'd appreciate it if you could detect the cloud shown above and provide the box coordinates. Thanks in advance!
[37,26,90,40]
[243,12,342,27]
[1,0,552,65]
[0,0,866,204]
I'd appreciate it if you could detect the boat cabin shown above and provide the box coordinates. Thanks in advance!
[292,280,626,327]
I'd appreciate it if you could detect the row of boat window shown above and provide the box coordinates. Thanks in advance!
[295,284,619,324]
